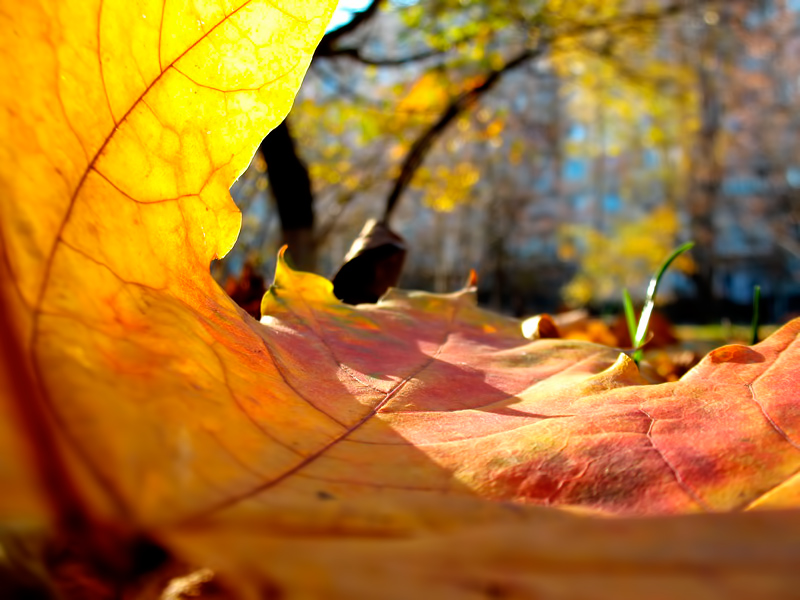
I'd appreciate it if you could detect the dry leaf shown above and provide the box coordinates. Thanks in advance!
[3,1,800,598]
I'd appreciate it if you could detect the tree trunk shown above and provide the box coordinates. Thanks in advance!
[259,119,317,272]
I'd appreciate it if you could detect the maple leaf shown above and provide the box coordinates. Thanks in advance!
[2,0,800,598]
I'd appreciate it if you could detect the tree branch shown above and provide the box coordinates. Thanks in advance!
[316,0,385,57]
[380,1,693,222]
[382,48,539,222]
[552,0,689,41]
[326,47,441,66]
[324,28,481,67]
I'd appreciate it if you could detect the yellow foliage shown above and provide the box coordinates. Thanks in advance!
[549,4,699,163]
[562,207,694,306]
[398,72,451,113]
[484,118,505,139]
[415,162,481,212]
[509,139,524,165]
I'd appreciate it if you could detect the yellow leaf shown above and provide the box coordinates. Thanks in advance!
[398,72,450,113]
[484,118,504,139]
[0,0,334,523]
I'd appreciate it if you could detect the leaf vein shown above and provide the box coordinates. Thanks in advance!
[183,300,460,521]
[171,62,300,94]
[639,407,712,512]
[157,0,166,73]
[744,383,800,453]
[96,0,118,126]
[207,342,303,454]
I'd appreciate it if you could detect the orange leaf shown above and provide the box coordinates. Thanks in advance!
[3,1,800,598]
[164,506,800,599]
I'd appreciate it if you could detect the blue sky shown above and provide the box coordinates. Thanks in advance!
[327,0,373,31]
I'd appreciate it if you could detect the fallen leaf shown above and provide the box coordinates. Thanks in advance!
[164,505,800,600]
[331,219,407,305]
[224,261,266,319]
[521,313,560,339]
[3,1,800,598]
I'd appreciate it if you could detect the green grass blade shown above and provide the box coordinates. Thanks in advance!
[632,241,695,360]
[750,284,761,345]
[622,288,637,346]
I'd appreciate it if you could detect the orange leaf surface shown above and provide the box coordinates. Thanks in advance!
[3,1,800,597]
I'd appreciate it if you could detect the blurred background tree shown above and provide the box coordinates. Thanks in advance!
[214,0,800,323]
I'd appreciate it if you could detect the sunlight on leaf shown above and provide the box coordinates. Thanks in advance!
[0,0,335,522]
[3,1,800,598]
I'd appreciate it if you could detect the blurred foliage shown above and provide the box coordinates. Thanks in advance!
[560,207,695,307]
[224,0,800,319]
